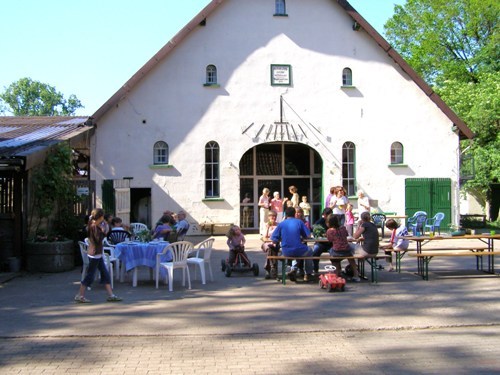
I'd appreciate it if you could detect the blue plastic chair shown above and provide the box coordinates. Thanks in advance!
[409,213,427,236]
[371,214,387,238]
[424,213,445,235]
[407,211,427,228]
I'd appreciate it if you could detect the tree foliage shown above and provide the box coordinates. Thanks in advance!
[0,77,83,116]
[385,0,500,204]
[29,143,80,239]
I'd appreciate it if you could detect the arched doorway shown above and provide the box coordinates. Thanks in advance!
[239,143,323,230]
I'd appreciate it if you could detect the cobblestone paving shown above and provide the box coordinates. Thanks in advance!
[1,234,500,374]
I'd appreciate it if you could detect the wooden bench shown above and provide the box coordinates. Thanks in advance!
[408,248,500,280]
[267,254,386,285]
[385,246,489,273]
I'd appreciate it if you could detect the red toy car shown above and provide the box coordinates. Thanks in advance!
[318,265,346,292]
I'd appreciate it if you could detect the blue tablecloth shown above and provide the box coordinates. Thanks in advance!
[115,241,172,272]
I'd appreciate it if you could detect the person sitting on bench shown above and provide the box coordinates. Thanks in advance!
[326,214,360,282]
[271,206,313,282]
[380,219,409,272]
[353,212,380,256]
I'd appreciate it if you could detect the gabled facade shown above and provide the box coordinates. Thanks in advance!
[91,0,473,233]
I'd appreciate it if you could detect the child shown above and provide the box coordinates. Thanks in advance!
[226,225,249,266]
[283,185,300,208]
[299,196,311,224]
[283,199,294,221]
[295,207,311,230]
[380,219,409,271]
[261,211,280,279]
[326,214,360,282]
[270,192,284,223]
[344,203,355,237]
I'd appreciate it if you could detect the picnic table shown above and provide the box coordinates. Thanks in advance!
[403,234,500,280]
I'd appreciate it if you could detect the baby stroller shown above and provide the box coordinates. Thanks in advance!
[221,247,259,277]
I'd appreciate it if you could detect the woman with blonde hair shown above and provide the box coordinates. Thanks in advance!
[258,187,271,236]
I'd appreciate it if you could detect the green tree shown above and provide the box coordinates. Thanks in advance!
[29,143,81,240]
[385,0,500,210]
[0,77,83,116]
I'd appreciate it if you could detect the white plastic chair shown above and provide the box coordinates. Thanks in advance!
[79,240,114,288]
[187,238,215,284]
[130,222,148,234]
[103,237,120,281]
[156,241,193,291]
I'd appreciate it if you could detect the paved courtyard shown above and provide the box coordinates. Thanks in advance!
[1,234,500,374]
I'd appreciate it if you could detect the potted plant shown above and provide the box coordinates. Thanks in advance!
[25,143,82,272]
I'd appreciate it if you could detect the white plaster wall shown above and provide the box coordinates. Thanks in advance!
[91,0,460,226]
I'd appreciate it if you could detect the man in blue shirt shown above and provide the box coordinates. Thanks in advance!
[271,206,313,281]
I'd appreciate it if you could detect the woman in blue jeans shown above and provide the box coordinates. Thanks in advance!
[74,208,122,303]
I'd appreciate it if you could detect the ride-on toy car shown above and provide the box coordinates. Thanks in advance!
[318,265,346,292]
[221,251,259,277]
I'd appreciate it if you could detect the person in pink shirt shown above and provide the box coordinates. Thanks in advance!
[270,191,283,223]
[345,203,355,237]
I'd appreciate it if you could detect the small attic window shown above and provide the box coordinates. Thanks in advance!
[342,68,353,86]
[390,142,404,164]
[153,141,169,165]
[204,65,220,87]
[274,0,287,16]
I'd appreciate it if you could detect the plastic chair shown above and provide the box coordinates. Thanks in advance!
[409,213,427,236]
[156,241,193,291]
[176,223,190,241]
[130,222,148,234]
[424,213,445,234]
[107,229,131,245]
[371,214,386,238]
[103,238,120,280]
[79,240,114,288]
[187,238,215,284]
[407,211,427,228]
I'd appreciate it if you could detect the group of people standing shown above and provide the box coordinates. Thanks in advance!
[258,186,311,236]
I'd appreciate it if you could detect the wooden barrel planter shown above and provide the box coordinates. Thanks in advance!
[26,240,74,273]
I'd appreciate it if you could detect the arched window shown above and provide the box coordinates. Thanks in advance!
[206,65,217,85]
[205,141,220,198]
[342,67,353,86]
[342,142,356,196]
[153,141,168,164]
[275,0,286,15]
[391,142,404,164]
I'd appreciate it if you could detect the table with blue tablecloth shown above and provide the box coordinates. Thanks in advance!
[115,241,172,286]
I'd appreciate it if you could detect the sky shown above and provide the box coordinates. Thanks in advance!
[0,0,406,116]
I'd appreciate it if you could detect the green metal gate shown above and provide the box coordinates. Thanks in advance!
[405,178,451,229]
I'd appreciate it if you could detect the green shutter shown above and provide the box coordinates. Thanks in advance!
[102,180,115,215]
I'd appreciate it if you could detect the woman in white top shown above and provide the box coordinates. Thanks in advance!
[258,188,271,236]
[329,186,349,226]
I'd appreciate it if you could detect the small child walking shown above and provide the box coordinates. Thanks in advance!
[226,225,249,266]
[344,203,355,237]
[299,195,311,225]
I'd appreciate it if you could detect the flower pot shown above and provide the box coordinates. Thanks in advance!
[25,240,74,273]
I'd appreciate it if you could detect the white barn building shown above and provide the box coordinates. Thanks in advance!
[90,0,473,234]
